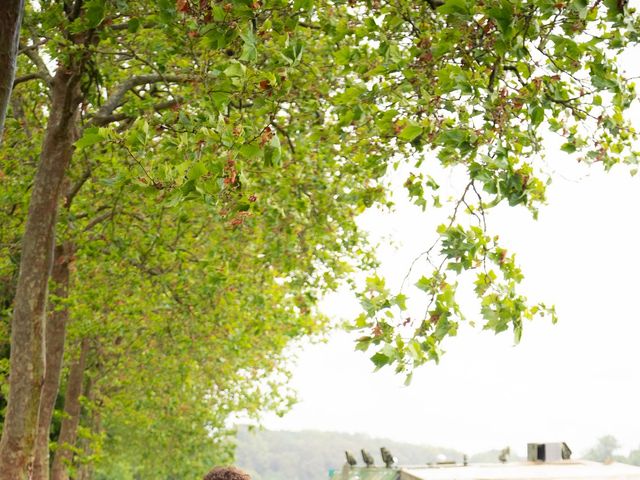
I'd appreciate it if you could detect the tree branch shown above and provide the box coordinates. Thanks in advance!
[12,72,46,87]
[272,121,295,154]
[19,43,53,86]
[18,39,46,53]
[107,21,156,31]
[83,211,114,232]
[89,97,182,127]
[65,168,92,208]
[298,21,321,30]
[66,0,84,21]
[89,75,191,125]
[488,57,501,92]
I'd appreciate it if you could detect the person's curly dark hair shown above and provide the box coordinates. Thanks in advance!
[203,466,251,480]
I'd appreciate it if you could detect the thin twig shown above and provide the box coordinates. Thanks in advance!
[272,121,296,154]
[399,181,473,293]
[83,211,114,232]
[120,142,157,186]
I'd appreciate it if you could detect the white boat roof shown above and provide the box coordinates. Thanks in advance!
[399,461,640,480]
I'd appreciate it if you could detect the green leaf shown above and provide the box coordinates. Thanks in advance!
[415,276,433,293]
[85,0,106,28]
[188,162,206,181]
[264,135,282,167]
[394,294,407,310]
[370,352,390,369]
[437,128,468,148]
[211,91,230,109]
[570,0,590,18]
[224,61,246,78]
[240,144,262,159]
[75,128,104,149]
[398,124,423,142]
[487,2,513,33]
[127,18,141,33]
[437,0,470,15]
[239,28,258,63]
[531,106,544,126]
[293,0,313,10]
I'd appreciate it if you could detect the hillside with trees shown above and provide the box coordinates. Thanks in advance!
[235,428,465,480]
[236,430,640,480]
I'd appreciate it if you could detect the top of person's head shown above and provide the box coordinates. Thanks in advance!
[203,466,251,480]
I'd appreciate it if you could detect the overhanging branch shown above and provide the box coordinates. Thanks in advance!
[90,74,191,125]
[12,72,47,87]
[89,97,182,127]
[19,43,53,86]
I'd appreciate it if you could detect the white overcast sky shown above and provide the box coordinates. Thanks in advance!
[259,34,640,459]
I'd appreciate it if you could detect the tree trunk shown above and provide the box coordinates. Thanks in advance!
[0,65,82,479]
[74,401,99,480]
[50,338,89,480]
[0,0,25,143]
[32,244,73,480]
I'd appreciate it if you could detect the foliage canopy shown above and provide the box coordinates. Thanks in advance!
[0,0,638,478]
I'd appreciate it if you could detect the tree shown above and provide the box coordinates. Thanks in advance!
[585,435,621,463]
[628,446,640,466]
[1,0,639,478]
[2,1,381,477]
[0,0,25,143]
[337,0,639,375]
[57,198,343,478]
[584,438,640,466]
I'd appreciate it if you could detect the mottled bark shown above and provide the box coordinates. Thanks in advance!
[32,245,73,480]
[0,0,24,143]
[0,65,83,479]
[50,338,89,480]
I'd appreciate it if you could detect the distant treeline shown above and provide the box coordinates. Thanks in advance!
[235,428,507,480]
[584,435,640,465]
[234,429,640,480]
